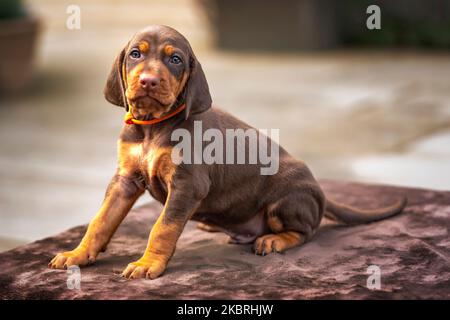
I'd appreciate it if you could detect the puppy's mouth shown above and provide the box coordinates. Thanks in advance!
[127,93,175,119]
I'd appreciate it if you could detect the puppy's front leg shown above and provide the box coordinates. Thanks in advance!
[122,186,201,280]
[49,174,144,269]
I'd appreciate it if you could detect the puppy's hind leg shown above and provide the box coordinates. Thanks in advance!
[253,231,304,256]
[253,193,323,256]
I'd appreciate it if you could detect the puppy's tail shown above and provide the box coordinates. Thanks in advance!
[324,196,407,225]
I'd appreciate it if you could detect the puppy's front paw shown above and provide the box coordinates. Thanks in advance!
[121,258,167,280]
[48,249,92,269]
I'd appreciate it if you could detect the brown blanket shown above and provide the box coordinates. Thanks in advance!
[0,180,449,299]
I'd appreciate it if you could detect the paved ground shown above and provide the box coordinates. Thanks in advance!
[0,0,449,250]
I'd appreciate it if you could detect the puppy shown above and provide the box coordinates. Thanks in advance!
[49,25,406,279]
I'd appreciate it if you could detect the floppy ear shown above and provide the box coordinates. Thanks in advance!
[184,54,212,118]
[104,43,129,110]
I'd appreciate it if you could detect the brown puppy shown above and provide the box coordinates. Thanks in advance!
[49,25,407,279]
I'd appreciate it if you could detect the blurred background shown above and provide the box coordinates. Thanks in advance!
[0,0,449,251]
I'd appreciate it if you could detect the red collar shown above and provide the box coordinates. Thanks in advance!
[124,104,186,125]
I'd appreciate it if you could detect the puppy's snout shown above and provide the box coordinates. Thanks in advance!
[139,73,160,89]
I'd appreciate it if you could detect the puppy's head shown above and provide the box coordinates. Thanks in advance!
[104,25,211,120]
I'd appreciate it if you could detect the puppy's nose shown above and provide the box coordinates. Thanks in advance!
[139,73,160,88]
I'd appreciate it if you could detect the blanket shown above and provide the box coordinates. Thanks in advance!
[0,180,449,299]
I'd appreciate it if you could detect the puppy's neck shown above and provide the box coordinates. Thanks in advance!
[122,112,186,143]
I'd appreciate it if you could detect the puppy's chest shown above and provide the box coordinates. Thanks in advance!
[118,140,175,200]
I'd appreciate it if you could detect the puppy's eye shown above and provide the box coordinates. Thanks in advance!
[129,49,141,59]
[169,54,182,65]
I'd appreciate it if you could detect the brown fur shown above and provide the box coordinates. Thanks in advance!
[49,25,406,279]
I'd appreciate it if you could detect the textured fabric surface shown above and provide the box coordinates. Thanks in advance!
[0,180,449,299]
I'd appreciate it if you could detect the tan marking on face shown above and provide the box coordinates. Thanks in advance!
[138,41,150,53]
[158,60,188,109]
[126,62,145,87]
[125,62,145,100]
[164,45,174,56]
